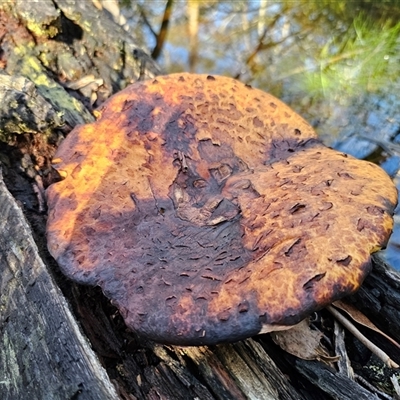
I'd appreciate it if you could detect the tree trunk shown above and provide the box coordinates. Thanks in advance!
[1,2,400,399]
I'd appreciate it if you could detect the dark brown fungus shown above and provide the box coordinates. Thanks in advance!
[46,73,397,345]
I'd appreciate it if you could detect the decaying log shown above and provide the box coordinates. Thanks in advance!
[1,1,400,399]
[0,0,159,139]
[0,73,63,142]
[0,172,119,400]
[294,360,379,400]
[352,255,400,344]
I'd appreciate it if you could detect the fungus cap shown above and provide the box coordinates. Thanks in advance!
[46,73,398,345]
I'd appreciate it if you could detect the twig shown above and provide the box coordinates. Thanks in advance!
[33,175,46,213]
[276,48,366,81]
[334,320,354,379]
[355,374,393,400]
[356,134,400,156]
[137,4,157,38]
[327,305,399,369]
[391,375,400,399]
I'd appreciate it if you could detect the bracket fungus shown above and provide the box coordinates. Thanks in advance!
[46,73,398,345]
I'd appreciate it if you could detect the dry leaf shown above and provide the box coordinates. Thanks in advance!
[333,300,400,349]
[271,318,338,362]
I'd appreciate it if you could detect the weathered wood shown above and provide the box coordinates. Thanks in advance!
[351,255,400,344]
[0,73,63,142]
[0,0,159,132]
[295,359,380,400]
[0,172,119,400]
[1,1,400,399]
[151,340,305,400]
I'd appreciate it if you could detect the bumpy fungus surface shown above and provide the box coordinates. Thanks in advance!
[46,73,398,345]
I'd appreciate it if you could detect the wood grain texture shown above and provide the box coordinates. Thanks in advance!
[295,359,380,400]
[0,74,62,143]
[0,172,119,400]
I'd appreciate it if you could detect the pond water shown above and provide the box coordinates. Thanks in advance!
[122,0,400,269]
